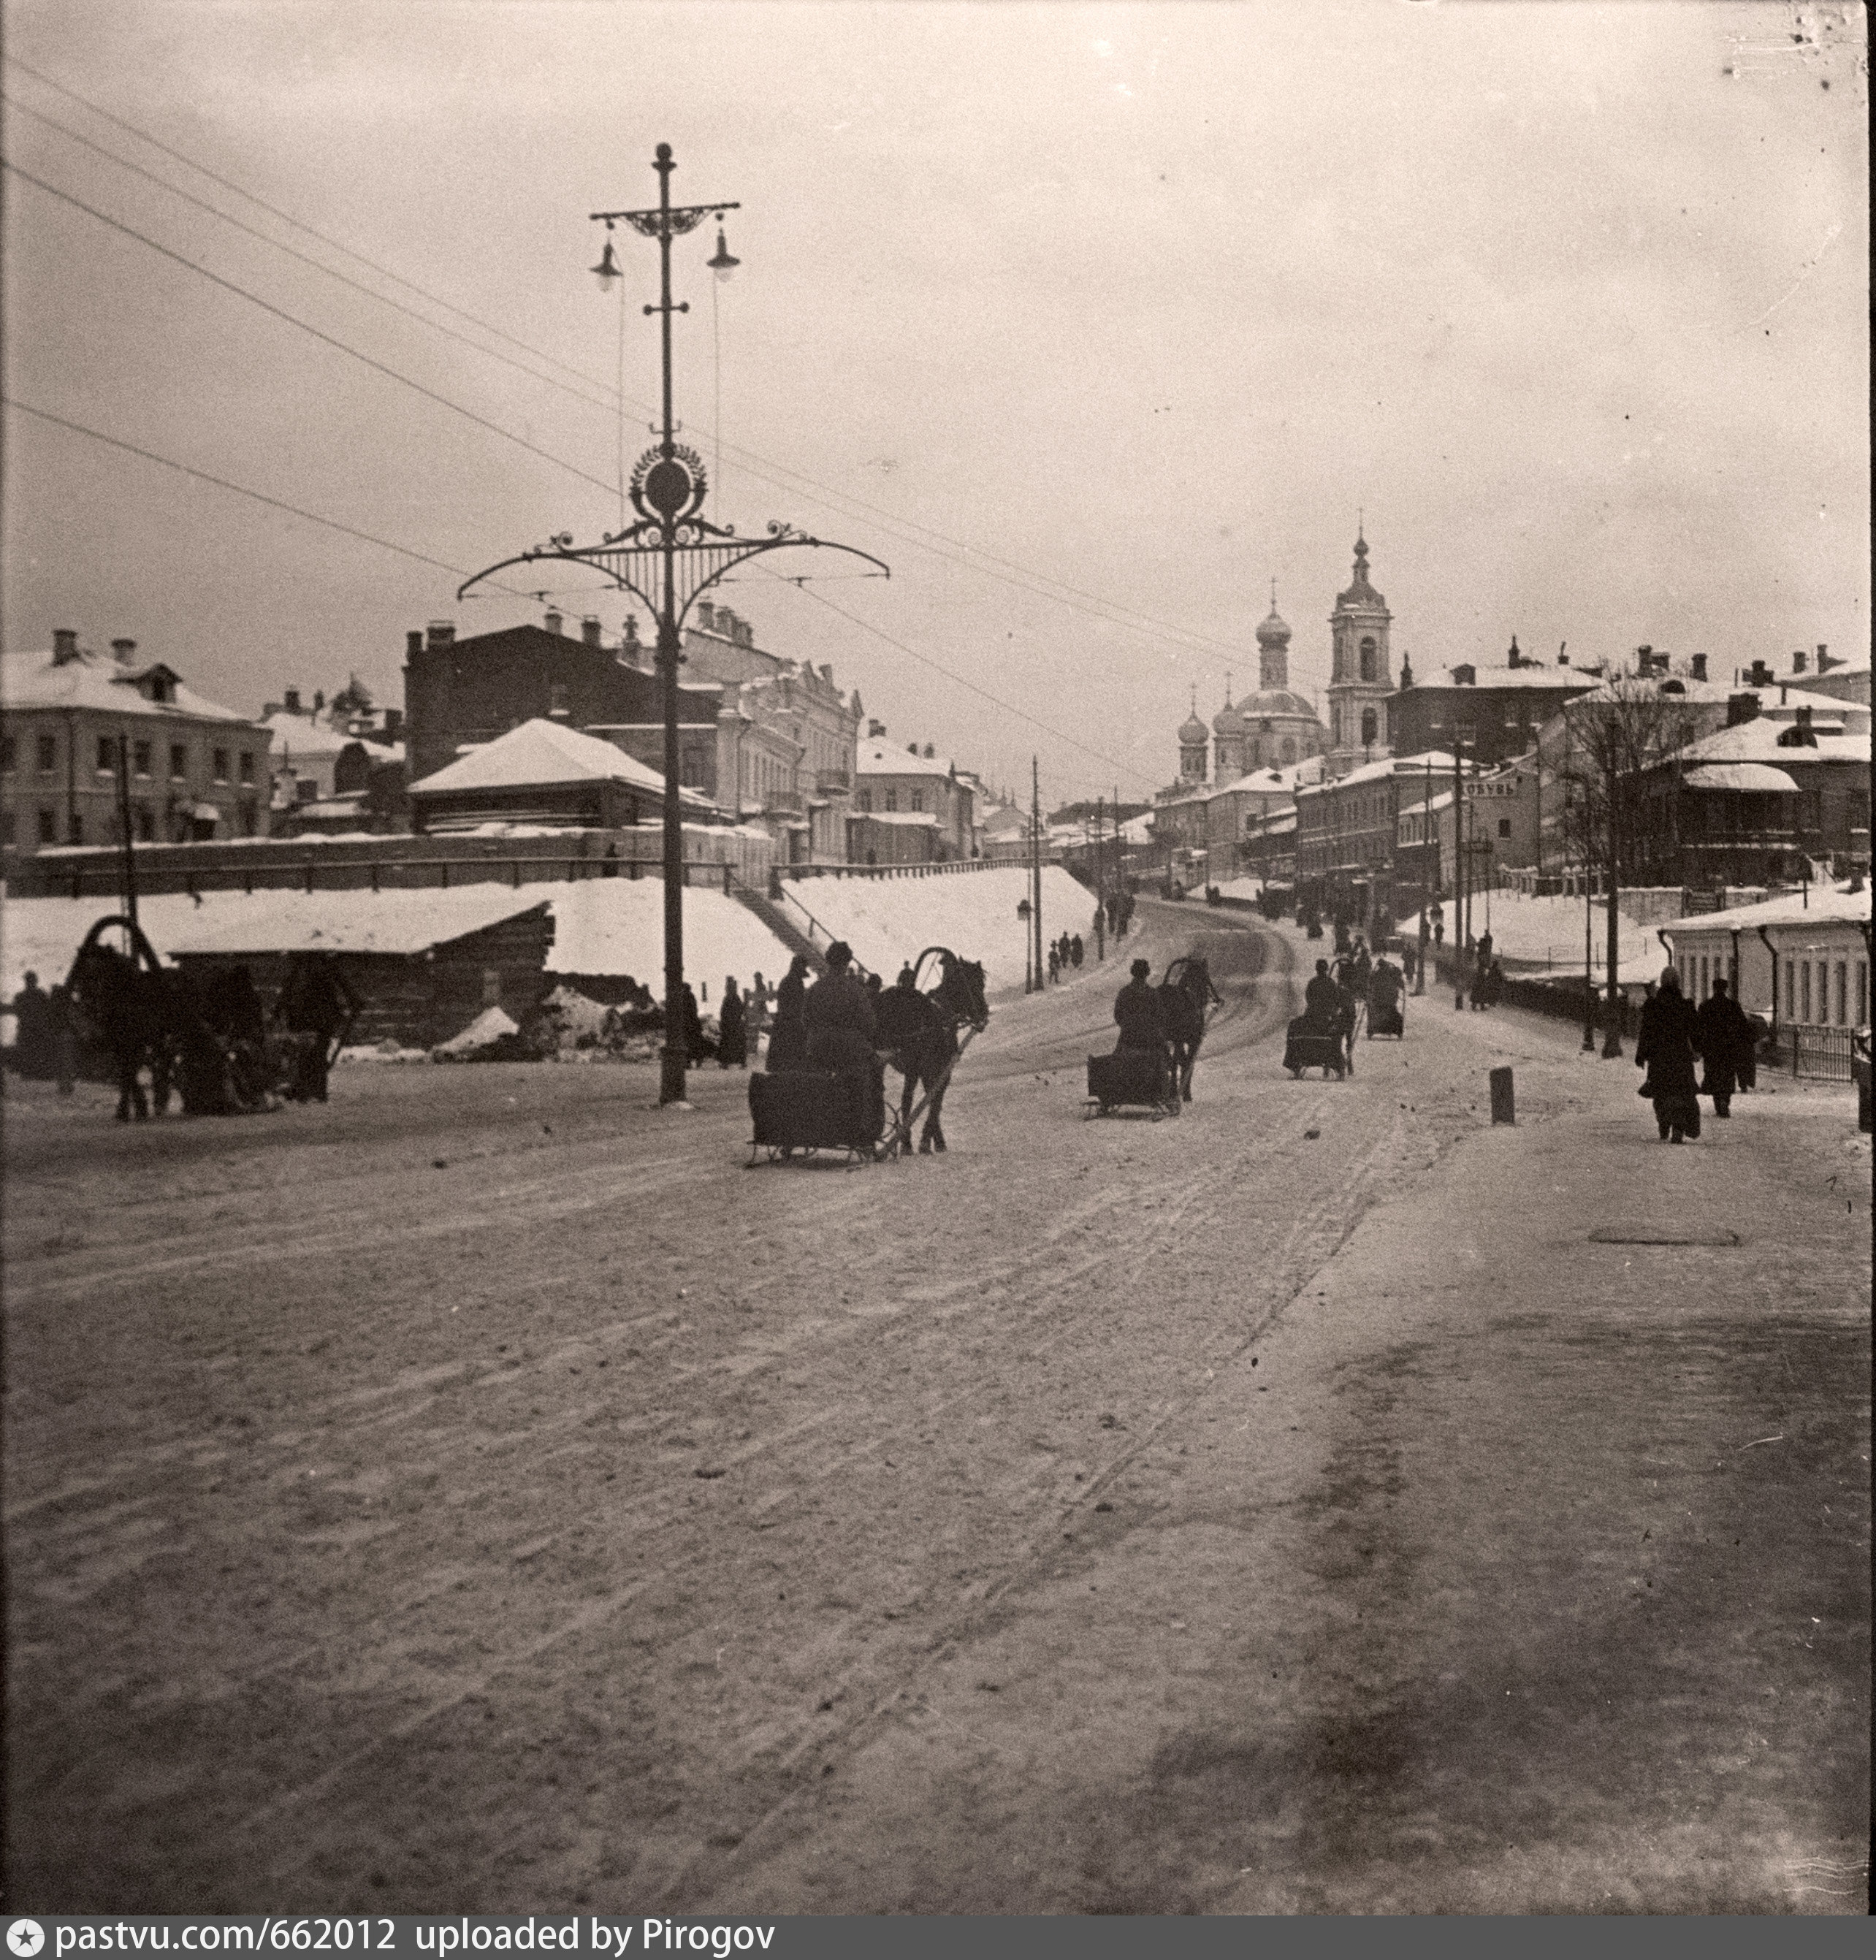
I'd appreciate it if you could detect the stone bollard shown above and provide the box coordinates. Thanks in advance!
[1489,1066,1515,1125]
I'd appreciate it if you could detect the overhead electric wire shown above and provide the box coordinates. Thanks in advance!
[4,54,1257,675]
[4,395,536,597]
[1,91,625,422]
[1,159,623,503]
[751,560,1158,792]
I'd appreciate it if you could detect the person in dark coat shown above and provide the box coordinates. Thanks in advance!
[680,983,710,1064]
[804,941,877,1077]
[1047,944,1061,985]
[717,978,747,1069]
[768,955,812,1071]
[1113,958,1165,1052]
[10,972,53,1078]
[275,953,358,1102]
[1303,958,1343,1033]
[49,983,77,1095]
[1695,977,1753,1118]
[1069,934,1083,969]
[1635,965,1703,1142]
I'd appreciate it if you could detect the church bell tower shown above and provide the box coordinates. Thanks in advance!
[1325,530,1394,775]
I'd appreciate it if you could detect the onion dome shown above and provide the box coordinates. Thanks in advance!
[1337,531,1387,609]
[1213,692,1247,736]
[1178,702,1208,746]
[1257,608,1291,649]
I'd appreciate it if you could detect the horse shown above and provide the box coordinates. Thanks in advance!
[64,918,180,1121]
[874,947,988,1154]
[1159,955,1222,1104]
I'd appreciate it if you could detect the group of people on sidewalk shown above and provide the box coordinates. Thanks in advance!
[1633,966,1758,1143]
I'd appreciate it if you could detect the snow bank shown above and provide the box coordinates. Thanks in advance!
[1463,888,1674,984]
[546,882,794,1000]
[777,866,1094,993]
[433,1004,519,1055]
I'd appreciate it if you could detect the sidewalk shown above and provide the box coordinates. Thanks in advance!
[719,933,1870,1913]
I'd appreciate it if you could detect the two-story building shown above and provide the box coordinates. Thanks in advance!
[851,738,975,862]
[1389,643,1598,769]
[1,630,269,860]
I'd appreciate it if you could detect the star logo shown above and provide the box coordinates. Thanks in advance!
[8,1925,46,1959]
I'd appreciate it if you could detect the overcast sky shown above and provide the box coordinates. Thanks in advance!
[4,1,1866,806]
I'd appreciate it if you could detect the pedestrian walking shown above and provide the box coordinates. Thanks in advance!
[1069,934,1083,969]
[769,955,811,1070]
[10,972,53,1079]
[747,971,770,1054]
[681,983,709,1065]
[1047,944,1061,985]
[1695,977,1753,1118]
[1635,965,1702,1143]
[275,953,358,1102]
[717,978,747,1069]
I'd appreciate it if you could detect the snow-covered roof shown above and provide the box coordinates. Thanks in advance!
[261,714,365,758]
[854,809,939,826]
[856,741,957,779]
[1297,750,1459,797]
[408,718,671,797]
[1672,721,1870,769]
[1662,885,1870,937]
[1416,665,1592,691]
[1682,763,1801,793]
[1,645,256,725]
[1212,759,1322,797]
[167,886,549,956]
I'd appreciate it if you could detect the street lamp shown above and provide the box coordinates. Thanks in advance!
[1018,896,1034,994]
[460,143,888,1107]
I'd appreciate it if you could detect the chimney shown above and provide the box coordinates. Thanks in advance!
[1726,693,1760,727]
[405,629,424,659]
[51,628,80,666]
[581,615,602,647]
[868,719,886,739]
[924,743,936,759]
[283,686,302,715]
[111,637,137,665]
[1746,659,1773,688]
[383,708,403,739]
[1816,642,1833,671]
[1690,653,1707,683]
[697,600,716,631]
[1796,703,1812,728]
[622,617,642,663]
[544,609,563,636]
[1557,651,1569,666]
[1506,636,1520,669]
[427,621,454,649]
[1792,647,1807,674]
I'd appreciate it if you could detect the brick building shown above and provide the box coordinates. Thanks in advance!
[1,630,269,861]
[1389,642,1597,770]
[1294,750,1454,928]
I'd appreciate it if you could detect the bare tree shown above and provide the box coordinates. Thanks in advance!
[1554,677,1699,1053]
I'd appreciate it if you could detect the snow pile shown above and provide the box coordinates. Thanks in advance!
[337,1040,430,1064]
[1462,888,1674,983]
[775,866,1093,993]
[546,882,793,996]
[432,1005,520,1057]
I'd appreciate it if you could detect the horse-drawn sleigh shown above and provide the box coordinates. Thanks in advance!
[747,945,988,1165]
[1084,953,1221,1119]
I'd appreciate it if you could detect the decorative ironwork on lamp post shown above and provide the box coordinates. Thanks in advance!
[458,144,887,1106]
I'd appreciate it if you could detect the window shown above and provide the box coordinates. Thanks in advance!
[910,790,923,813]
[885,790,898,812]
[1360,708,1378,748]
[68,812,83,845]
[1359,638,1376,683]
[0,735,12,774]
[238,751,254,785]
[134,804,155,842]
[1498,817,1512,839]
[97,736,117,773]
[1698,954,1709,1002]
[1799,961,1812,1023]
[37,808,57,842]
[133,741,152,777]
[1858,962,1869,1026]
[549,684,570,718]
[855,790,872,812]
[169,743,187,780]
[297,778,318,802]
[240,801,259,838]
[1834,961,1848,1026]
[213,749,229,783]
[37,734,57,775]
[1784,959,1796,1020]
[0,811,12,846]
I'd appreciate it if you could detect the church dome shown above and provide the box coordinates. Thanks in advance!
[1256,607,1291,648]
[1242,687,1318,722]
[1336,533,1387,610]
[1178,707,1208,745]
[1212,697,1246,736]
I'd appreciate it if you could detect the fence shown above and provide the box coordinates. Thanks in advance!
[779,857,994,882]
[1761,1024,1859,1082]
[31,855,749,899]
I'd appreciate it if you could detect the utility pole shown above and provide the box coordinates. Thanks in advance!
[1603,793,1623,1057]
[1031,758,1045,987]
[1452,741,1467,1010]
[458,145,885,1105]
[1094,794,1106,962]
[115,733,140,937]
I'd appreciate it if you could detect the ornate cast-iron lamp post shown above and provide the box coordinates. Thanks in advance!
[460,145,886,1106]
